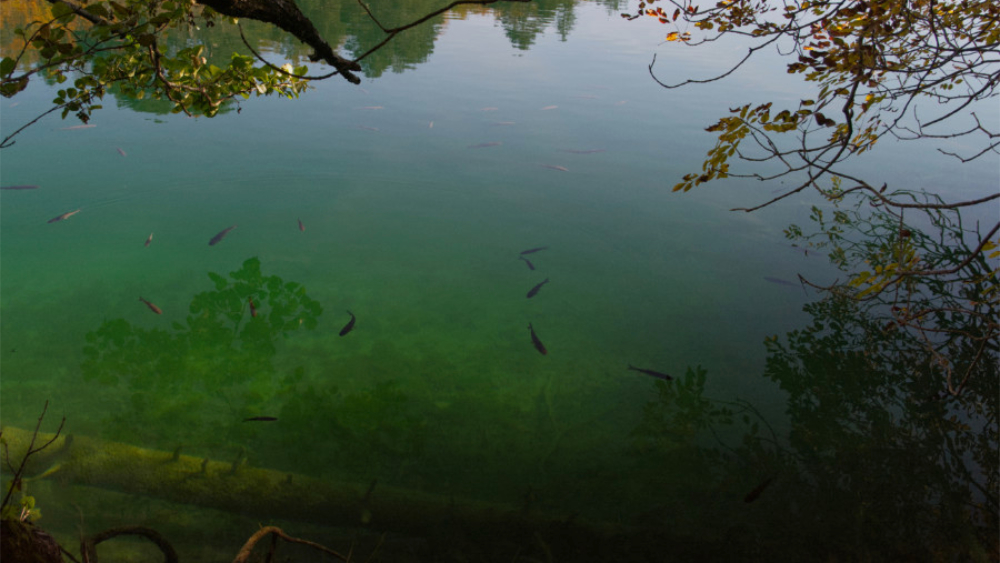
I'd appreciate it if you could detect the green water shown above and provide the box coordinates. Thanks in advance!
[1,1,997,561]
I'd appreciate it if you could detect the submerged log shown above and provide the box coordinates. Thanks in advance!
[0,426,624,544]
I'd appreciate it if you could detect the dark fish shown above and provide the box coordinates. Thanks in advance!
[519,255,535,271]
[48,209,80,223]
[468,141,502,149]
[526,278,549,299]
[116,147,127,157]
[744,476,775,503]
[144,232,153,247]
[208,225,236,246]
[339,310,356,336]
[520,246,548,255]
[528,323,547,355]
[243,416,278,422]
[139,297,162,315]
[628,364,673,381]
[248,296,258,318]
[763,276,798,287]
[1,185,39,190]
[298,218,305,232]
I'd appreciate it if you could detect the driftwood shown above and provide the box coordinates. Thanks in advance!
[1,426,625,545]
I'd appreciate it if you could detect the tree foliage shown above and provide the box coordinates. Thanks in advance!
[0,0,528,148]
[625,0,999,387]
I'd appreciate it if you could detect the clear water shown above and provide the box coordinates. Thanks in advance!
[1,1,997,560]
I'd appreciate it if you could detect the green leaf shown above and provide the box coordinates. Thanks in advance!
[0,57,16,79]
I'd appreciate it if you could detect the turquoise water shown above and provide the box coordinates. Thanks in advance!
[1,1,997,560]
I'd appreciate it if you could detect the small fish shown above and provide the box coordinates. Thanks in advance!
[468,141,502,149]
[763,276,798,287]
[208,225,237,246]
[356,106,383,110]
[528,323,547,355]
[572,94,599,100]
[526,278,549,299]
[541,105,558,110]
[743,476,775,503]
[519,255,535,271]
[243,416,278,422]
[298,218,305,232]
[481,107,499,111]
[628,364,673,381]
[541,164,569,172]
[248,296,258,318]
[47,209,80,223]
[59,124,96,130]
[139,297,162,314]
[116,147,127,157]
[1,185,39,190]
[339,310,356,336]
[429,121,434,128]
[357,125,379,132]
[492,121,515,126]
[614,100,627,106]
[520,246,548,255]
[561,148,606,154]
[144,232,153,247]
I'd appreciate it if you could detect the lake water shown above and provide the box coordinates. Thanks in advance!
[1,0,997,560]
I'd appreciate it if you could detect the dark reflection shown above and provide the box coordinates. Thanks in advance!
[81,257,322,448]
[629,299,998,559]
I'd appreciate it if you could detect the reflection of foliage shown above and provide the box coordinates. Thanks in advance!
[273,381,426,479]
[764,290,998,559]
[787,186,999,395]
[80,257,322,447]
[631,291,998,559]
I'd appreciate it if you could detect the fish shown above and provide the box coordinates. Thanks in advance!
[339,310,356,336]
[1,185,39,190]
[468,141,502,149]
[429,121,434,128]
[528,323,547,355]
[356,106,383,110]
[519,255,535,271]
[492,121,515,126]
[561,148,606,154]
[116,147,127,157]
[743,476,775,503]
[59,124,95,130]
[139,297,162,314]
[243,416,278,422]
[144,232,153,247]
[298,218,305,232]
[628,364,673,381]
[613,100,627,105]
[357,125,379,132]
[541,105,558,110]
[248,296,258,318]
[572,94,599,99]
[526,278,549,299]
[208,225,236,246]
[763,276,798,287]
[47,209,80,223]
[520,246,548,255]
[541,164,569,172]
[481,107,499,111]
